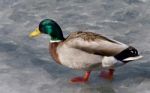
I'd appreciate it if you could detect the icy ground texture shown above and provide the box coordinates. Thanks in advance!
[0,0,150,93]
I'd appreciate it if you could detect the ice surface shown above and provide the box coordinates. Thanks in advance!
[0,0,150,93]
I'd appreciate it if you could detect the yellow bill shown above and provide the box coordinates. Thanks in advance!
[29,28,41,37]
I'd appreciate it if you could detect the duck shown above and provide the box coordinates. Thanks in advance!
[29,19,143,83]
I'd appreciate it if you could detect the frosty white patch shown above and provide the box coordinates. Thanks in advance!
[102,56,124,68]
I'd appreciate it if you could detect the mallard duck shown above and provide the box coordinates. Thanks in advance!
[29,19,142,83]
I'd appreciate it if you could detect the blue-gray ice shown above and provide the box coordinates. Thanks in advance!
[0,0,150,93]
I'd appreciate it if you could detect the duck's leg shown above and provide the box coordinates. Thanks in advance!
[70,71,91,83]
[100,69,114,80]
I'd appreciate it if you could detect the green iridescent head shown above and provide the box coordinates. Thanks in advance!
[29,19,64,41]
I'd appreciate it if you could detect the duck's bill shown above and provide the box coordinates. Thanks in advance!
[29,28,41,37]
[123,55,143,61]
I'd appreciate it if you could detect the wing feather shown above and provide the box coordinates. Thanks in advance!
[64,31,128,56]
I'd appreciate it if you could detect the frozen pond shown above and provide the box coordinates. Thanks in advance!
[0,0,150,93]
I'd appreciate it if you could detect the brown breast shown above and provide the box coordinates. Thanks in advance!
[49,42,62,64]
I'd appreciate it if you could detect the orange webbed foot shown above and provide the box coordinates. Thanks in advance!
[69,71,91,83]
[100,69,114,80]
[70,77,88,83]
